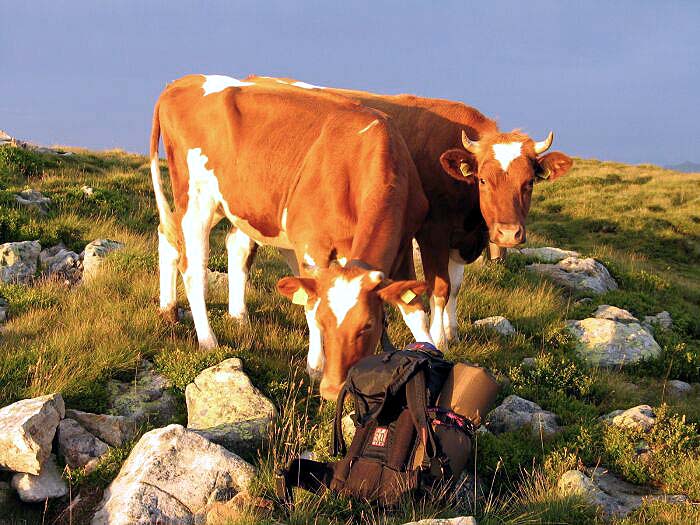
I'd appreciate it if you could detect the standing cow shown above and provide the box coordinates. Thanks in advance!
[246,77,573,348]
[150,74,431,399]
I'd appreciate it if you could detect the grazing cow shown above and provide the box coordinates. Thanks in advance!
[246,76,573,347]
[150,74,431,400]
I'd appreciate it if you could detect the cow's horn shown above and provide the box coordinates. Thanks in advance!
[462,130,479,153]
[534,131,554,154]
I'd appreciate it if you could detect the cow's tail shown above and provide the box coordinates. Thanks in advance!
[150,101,178,247]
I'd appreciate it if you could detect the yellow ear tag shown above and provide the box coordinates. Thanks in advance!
[292,288,309,305]
[400,289,417,303]
[459,163,472,178]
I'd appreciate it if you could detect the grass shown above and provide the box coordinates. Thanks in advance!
[0,144,699,523]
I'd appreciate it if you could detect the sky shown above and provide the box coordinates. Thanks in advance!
[1,1,698,165]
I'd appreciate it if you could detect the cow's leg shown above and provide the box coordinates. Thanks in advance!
[416,229,450,350]
[225,228,257,323]
[444,251,465,341]
[158,228,179,321]
[393,238,432,344]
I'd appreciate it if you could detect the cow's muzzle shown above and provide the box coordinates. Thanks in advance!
[490,223,526,247]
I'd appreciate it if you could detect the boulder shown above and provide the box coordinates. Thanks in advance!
[0,240,41,284]
[186,358,277,454]
[14,189,51,214]
[558,467,687,518]
[91,424,255,525]
[517,246,580,263]
[57,418,110,469]
[82,239,124,281]
[526,257,617,295]
[593,305,638,323]
[39,244,82,282]
[567,318,661,367]
[643,311,673,331]
[602,405,656,432]
[473,316,515,336]
[666,380,692,398]
[0,393,65,474]
[486,395,561,439]
[401,518,477,525]
[106,359,178,426]
[65,409,136,447]
[11,454,68,503]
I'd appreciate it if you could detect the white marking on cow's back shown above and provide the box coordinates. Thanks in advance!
[202,75,254,96]
[327,275,364,327]
[492,142,523,171]
[358,119,379,134]
[291,81,325,90]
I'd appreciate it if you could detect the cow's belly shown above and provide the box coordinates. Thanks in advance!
[229,214,293,249]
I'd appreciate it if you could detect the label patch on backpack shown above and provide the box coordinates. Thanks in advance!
[371,427,389,447]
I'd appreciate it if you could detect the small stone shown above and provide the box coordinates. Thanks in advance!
[567,318,661,367]
[401,517,477,525]
[593,305,638,323]
[207,270,229,293]
[473,316,516,336]
[0,297,8,323]
[81,185,94,196]
[186,358,277,454]
[82,239,124,281]
[666,380,692,398]
[11,454,68,503]
[486,395,561,439]
[602,405,656,432]
[0,240,41,284]
[65,409,136,447]
[58,418,110,469]
[526,256,617,295]
[521,357,537,368]
[0,393,65,474]
[643,311,673,331]
[518,246,580,263]
[14,189,51,214]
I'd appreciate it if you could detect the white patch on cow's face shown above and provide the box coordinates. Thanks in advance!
[327,275,364,327]
[358,119,379,134]
[492,142,523,171]
[303,253,317,268]
[291,81,325,90]
[202,75,254,96]
[305,299,324,376]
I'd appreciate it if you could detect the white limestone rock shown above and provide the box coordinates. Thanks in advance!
[39,243,82,282]
[517,246,580,263]
[0,240,41,284]
[401,517,477,525]
[593,305,638,323]
[64,409,136,447]
[82,239,124,281]
[602,405,656,432]
[14,189,51,214]
[57,418,110,469]
[473,316,516,336]
[11,454,68,503]
[666,380,692,398]
[486,395,561,439]
[526,256,617,295]
[0,393,65,474]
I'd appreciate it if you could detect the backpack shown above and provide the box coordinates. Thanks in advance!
[275,342,499,506]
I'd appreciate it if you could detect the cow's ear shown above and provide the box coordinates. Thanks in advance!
[277,276,318,306]
[378,280,428,307]
[535,152,573,181]
[440,149,477,182]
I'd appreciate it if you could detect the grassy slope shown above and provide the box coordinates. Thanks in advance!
[0,145,699,524]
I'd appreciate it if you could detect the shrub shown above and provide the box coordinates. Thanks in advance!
[154,345,237,393]
[0,145,51,179]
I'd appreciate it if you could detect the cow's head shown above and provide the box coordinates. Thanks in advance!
[440,130,573,247]
[277,265,427,400]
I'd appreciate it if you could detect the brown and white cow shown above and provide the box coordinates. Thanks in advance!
[245,77,574,348]
[150,74,431,399]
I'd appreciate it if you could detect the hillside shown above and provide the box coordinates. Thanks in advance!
[1,144,699,524]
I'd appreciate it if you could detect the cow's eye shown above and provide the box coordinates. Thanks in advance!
[479,178,487,185]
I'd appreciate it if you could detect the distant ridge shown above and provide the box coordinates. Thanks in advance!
[664,161,700,173]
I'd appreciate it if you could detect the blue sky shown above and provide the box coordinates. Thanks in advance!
[1,1,698,165]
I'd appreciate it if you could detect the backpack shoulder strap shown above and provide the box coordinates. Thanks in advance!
[405,369,437,464]
[332,383,350,456]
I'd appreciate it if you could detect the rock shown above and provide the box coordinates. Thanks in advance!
[602,405,656,432]
[81,185,94,196]
[486,395,561,439]
[0,393,65,474]
[558,467,687,518]
[526,257,617,295]
[643,311,673,331]
[0,240,41,284]
[39,244,82,282]
[207,270,229,292]
[91,424,255,525]
[666,380,692,398]
[521,357,537,368]
[593,305,638,323]
[567,318,661,367]
[0,129,12,142]
[186,358,277,454]
[106,359,178,426]
[11,454,68,503]
[0,296,8,322]
[517,246,580,263]
[14,189,51,214]
[65,409,136,447]
[401,517,477,525]
[57,418,110,469]
[473,316,516,336]
[82,239,124,281]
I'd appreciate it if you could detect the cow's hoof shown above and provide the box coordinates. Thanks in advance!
[228,312,250,326]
